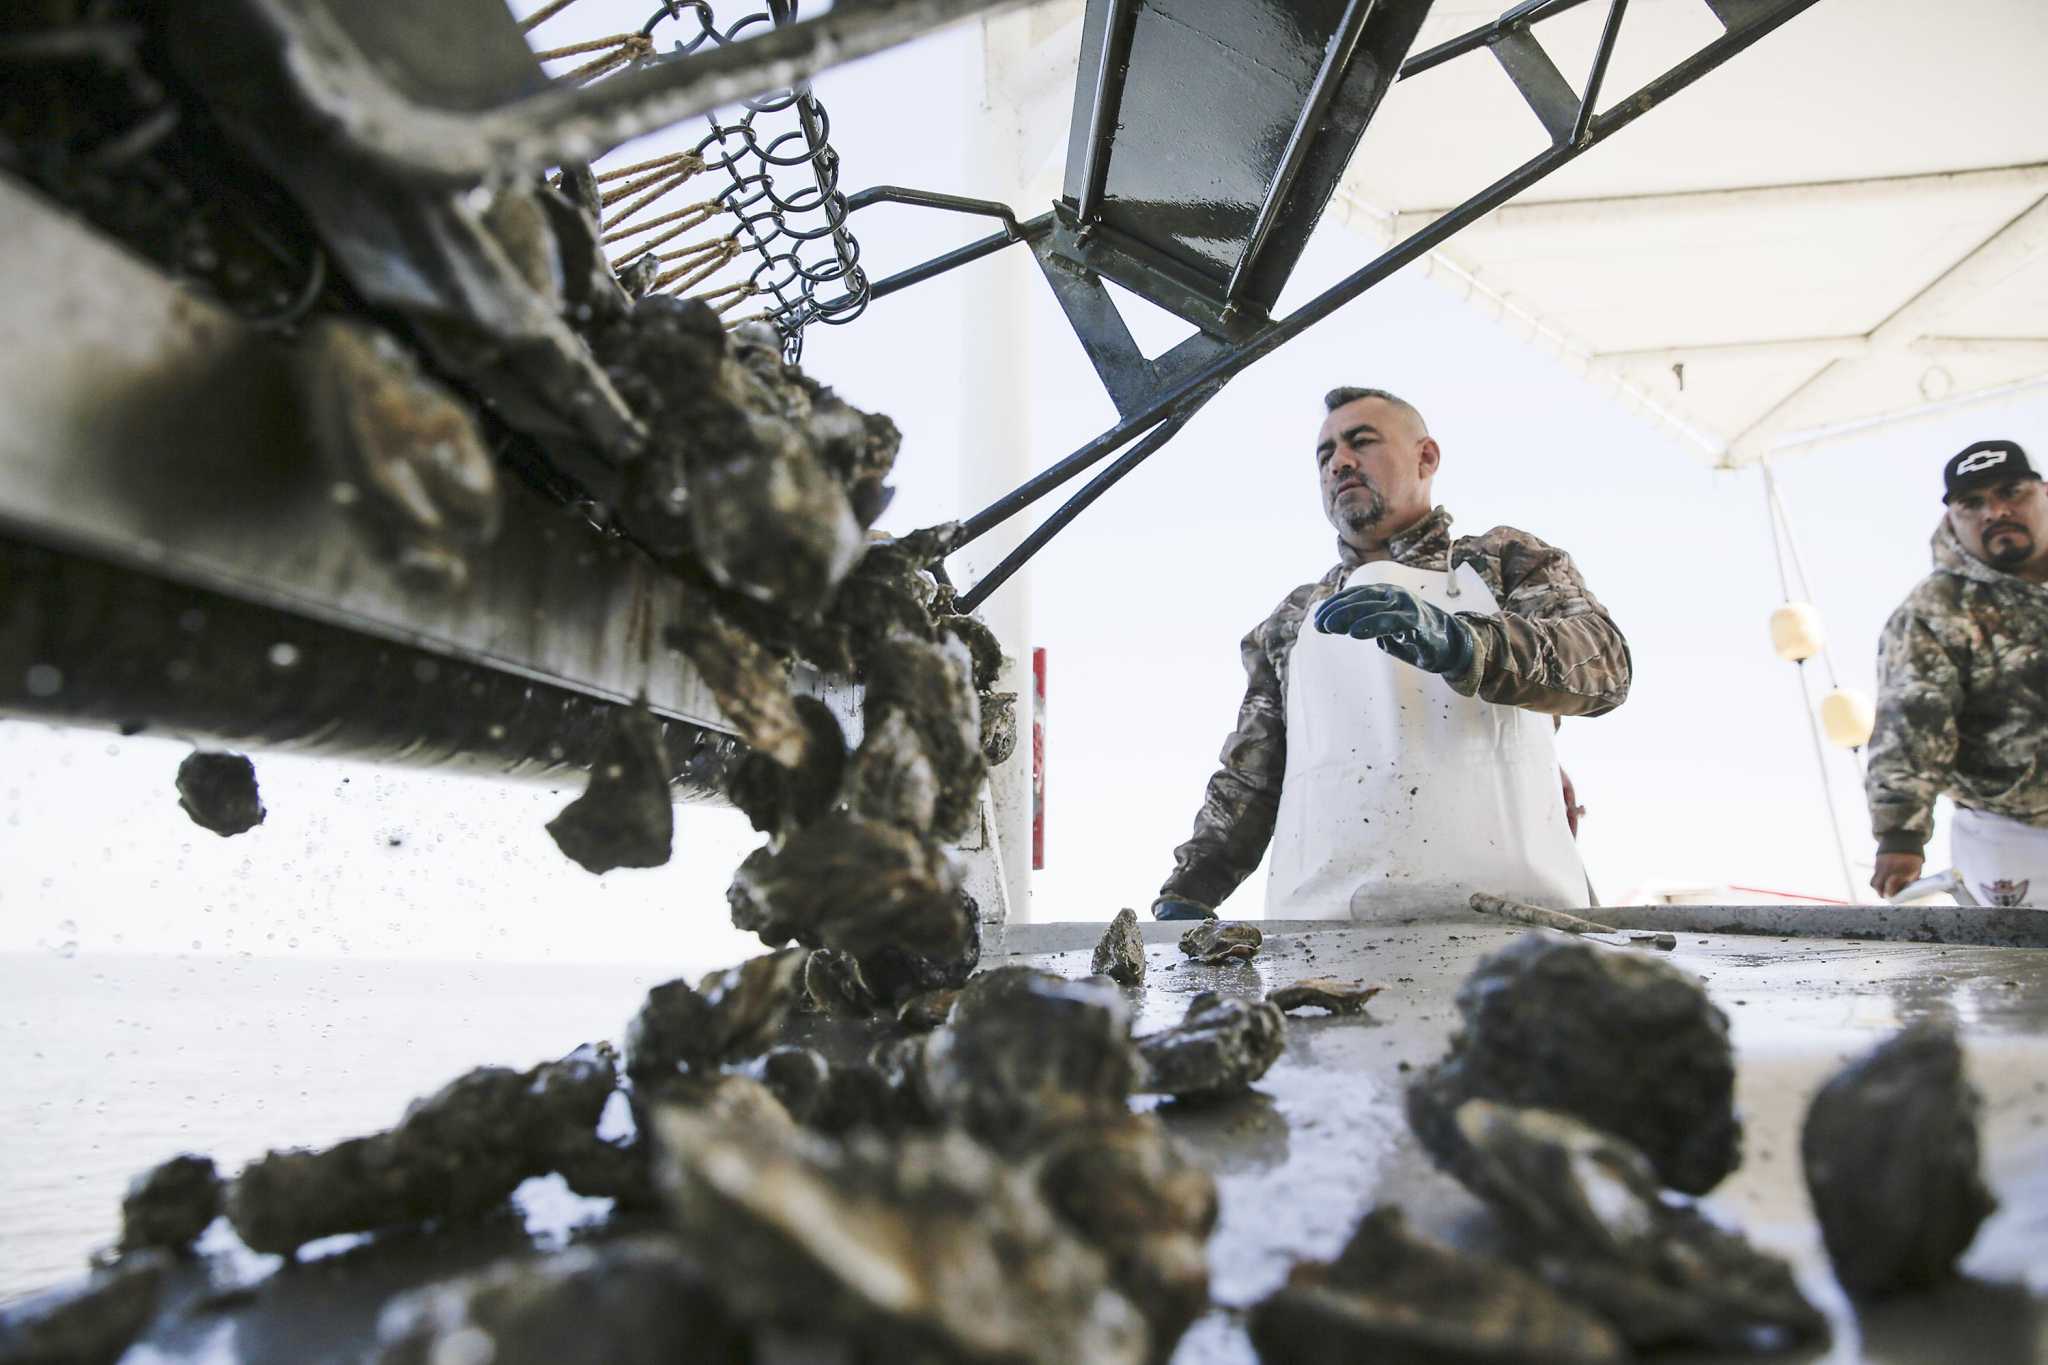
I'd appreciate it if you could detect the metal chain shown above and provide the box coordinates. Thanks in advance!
[524,0,870,362]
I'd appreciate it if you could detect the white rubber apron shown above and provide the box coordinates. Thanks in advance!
[1264,559,1588,920]
[1953,805,2048,908]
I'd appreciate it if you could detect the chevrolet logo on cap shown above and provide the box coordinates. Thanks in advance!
[1956,449,2009,475]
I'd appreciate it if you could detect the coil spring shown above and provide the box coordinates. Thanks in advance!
[527,0,868,363]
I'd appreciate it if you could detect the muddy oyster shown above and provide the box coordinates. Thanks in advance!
[1092,908,1147,986]
[1801,1023,1996,1296]
[1449,1100,1826,1352]
[1250,1206,1626,1365]
[546,704,672,874]
[175,751,266,837]
[1407,935,1739,1195]
[1137,991,1286,1103]
[651,1109,1148,1365]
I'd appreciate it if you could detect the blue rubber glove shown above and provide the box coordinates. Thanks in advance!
[1152,898,1215,922]
[1313,582,1475,679]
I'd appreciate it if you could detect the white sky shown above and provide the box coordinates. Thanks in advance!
[3,9,2042,966]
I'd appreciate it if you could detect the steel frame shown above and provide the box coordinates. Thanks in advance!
[833,0,1827,612]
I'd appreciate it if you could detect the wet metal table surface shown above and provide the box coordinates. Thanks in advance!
[54,917,2048,1364]
[991,916,2048,1365]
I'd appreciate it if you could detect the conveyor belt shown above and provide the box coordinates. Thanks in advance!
[0,177,859,773]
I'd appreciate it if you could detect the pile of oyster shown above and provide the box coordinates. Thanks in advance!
[1252,935,1997,1361]
[47,939,1297,1365]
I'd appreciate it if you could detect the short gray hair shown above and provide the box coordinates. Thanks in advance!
[1324,386,1427,435]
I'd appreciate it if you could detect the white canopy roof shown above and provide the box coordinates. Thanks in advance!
[986,0,2048,464]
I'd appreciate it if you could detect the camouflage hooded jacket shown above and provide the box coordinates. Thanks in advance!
[1866,519,2048,855]
[1157,506,1632,912]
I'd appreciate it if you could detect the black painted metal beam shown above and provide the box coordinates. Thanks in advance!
[824,192,1050,306]
[1399,0,1597,79]
[1225,0,1380,300]
[1074,0,1139,225]
[1034,246,1159,419]
[1489,24,1580,144]
[1572,0,1629,144]
[956,397,1213,613]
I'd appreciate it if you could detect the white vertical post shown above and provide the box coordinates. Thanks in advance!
[957,10,1043,923]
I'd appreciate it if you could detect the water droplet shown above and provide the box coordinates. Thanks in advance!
[24,664,62,697]
[55,940,78,959]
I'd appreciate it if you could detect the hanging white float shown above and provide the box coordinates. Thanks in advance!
[1820,688,1876,749]
[1768,602,1825,662]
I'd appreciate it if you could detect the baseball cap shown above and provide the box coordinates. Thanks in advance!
[1943,439,2040,503]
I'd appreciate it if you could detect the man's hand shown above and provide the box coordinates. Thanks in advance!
[1872,852,1925,900]
[1313,583,1474,678]
[1152,898,1215,922]
[1561,765,1584,838]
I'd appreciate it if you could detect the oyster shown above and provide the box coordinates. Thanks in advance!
[1034,1113,1217,1357]
[0,1252,166,1365]
[1407,935,1739,1195]
[1137,991,1286,1103]
[1267,978,1382,1015]
[800,947,880,1018]
[858,631,985,841]
[728,813,976,996]
[119,1153,220,1253]
[372,1237,746,1365]
[1801,1023,1996,1296]
[297,318,502,588]
[1092,908,1147,986]
[174,751,265,837]
[923,967,1140,1146]
[651,1109,1148,1365]
[1450,1100,1826,1352]
[623,949,808,1088]
[1251,1206,1625,1364]
[225,1044,618,1255]
[662,610,812,770]
[545,704,672,874]
[1179,921,1261,965]
[723,694,846,836]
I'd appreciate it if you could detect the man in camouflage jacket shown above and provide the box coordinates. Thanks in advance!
[1153,388,1632,920]
[1867,440,2048,907]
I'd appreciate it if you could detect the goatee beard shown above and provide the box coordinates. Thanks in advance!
[1341,489,1386,533]
[1986,533,2033,570]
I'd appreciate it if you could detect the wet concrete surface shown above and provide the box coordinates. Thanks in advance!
[993,917,2048,1364]
[48,918,2048,1364]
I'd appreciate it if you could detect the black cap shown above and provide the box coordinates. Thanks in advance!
[1943,439,2039,503]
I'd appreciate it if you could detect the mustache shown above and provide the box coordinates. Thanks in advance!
[1985,521,2028,537]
